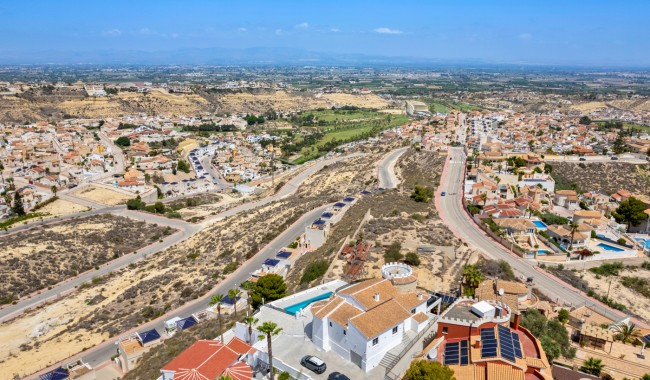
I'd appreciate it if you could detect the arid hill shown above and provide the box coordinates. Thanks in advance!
[550,161,650,195]
[0,87,389,123]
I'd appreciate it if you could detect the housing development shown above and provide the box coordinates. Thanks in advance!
[2,2,650,380]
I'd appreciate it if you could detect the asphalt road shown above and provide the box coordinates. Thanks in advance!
[543,154,647,164]
[437,146,628,322]
[23,152,365,378]
[377,147,408,188]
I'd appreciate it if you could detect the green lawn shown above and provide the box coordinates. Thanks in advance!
[595,120,650,132]
[308,109,382,123]
[422,98,482,113]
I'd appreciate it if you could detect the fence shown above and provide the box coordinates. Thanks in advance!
[384,318,437,380]
[472,216,527,257]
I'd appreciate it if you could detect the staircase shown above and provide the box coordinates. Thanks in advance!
[379,330,416,369]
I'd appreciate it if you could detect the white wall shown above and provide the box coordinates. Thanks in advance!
[347,320,404,372]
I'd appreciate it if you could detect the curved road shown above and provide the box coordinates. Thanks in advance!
[378,147,408,188]
[24,151,368,378]
[438,146,630,322]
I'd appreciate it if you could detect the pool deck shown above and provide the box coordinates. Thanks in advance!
[269,279,348,310]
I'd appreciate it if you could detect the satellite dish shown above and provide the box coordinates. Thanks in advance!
[498,288,504,296]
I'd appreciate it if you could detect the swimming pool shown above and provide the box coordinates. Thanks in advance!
[532,221,548,229]
[283,292,333,315]
[596,243,625,252]
[634,238,650,249]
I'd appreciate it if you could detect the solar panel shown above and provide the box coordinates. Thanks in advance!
[460,340,469,365]
[444,342,460,365]
[498,325,517,362]
[643,334,650,344]
[512,333,523,358]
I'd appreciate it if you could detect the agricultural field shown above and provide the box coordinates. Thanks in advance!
[422,98,482,113]
[0,214,175,304]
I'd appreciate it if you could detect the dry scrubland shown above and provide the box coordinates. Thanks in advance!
[551,161,650,194]
[74,185,133,205]
[285,149,472,293]
[0,214,174,303]
[0,146,388,378]
[571,99,650,113]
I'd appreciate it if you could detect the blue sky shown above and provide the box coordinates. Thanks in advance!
[1,0,649,66]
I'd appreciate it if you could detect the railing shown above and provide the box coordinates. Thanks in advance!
[384,318,437,379]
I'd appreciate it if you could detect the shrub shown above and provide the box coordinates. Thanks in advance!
[404,252,421,266]
[410,185,434,203]
[301,260,329,284]
[223,261,239,275]
[384,242,404,262]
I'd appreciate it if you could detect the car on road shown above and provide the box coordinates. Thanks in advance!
[441,191,446,196]
[611,156,618,160]
[579,157,586,161]
[328,372,351,380]
[301,355,327,374]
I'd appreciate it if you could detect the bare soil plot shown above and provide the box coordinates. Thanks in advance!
[74,185,132,205]
[0,214,175,302]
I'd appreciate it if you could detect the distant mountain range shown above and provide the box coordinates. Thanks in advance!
[1,47,648,70]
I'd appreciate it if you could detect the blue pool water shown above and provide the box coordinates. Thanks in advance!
[532,221,548,229]
[635,238,650,249]
[597,243,624,252]
[283,292,333,315]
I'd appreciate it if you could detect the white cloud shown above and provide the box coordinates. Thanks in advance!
[519,33,532,40]
[330,28,340,33]
[136,27,152,36]
[295,22,309,29]
[237,27,248,32]
[373,27,402,35]
[275,29,283,36]
[102,29,122,37]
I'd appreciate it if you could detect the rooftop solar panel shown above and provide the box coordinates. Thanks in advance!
[643,334,650,344]
[276,251,292,258]
[138,328,161,344]
[263,258,280,267]
[512,333,523,358]
[444,342,460,365]
[40,367,69,380]
[176,316,197,330]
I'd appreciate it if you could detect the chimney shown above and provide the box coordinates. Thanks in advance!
[417,292,423,300]
[374,292,380,302]
[513,312,521,330]
[475,339,482,349]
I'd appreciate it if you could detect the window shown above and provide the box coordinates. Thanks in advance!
[392,326,398,334]
[343,329,346,335]
[329,322,332,327]
[442,327,448,335]
[372,337,379,346]
[411,308,416,314]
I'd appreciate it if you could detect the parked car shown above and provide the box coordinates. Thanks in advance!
[611,156,619,160]
[301,355,327,374]
[328,372,351,380]
[441,191,446,196]
[579,157,586,161]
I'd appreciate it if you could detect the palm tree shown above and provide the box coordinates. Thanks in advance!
[257,321,283,380]
[0,161,4,184]
[242,282,254,314]
[462,265,484,297]
[228,288,242,319]
[51,185,58,196]
[210,294,225,343]
[568,222,578,251]
[580,357,604,376]
[480,193,487,207]
[244,316,259,344]
[612,323,641,344]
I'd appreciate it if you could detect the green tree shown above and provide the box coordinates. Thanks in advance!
[384,242,404,262]
[243,315,258,344]
[228,288,242,319]
[404,252,421,266]
[114,136,131,147]
[242,281,254,314]
[641,373,650,380]
[520,309,574,362]
[250,274,287,309]
[153,201,165,214]
[176,159,190,173]
[404,360,456,380]
[410,185,434,203]
[126,195,146,210]
[580,357,604,376]
[50,185,58,196]
[612,323,641,344]
[12,191,25,216]
[579,116,592,125]
[557,309,570,325]
[209,294,225,343]
[612,197,648,232]
[568,222,578,251]
[257,321,283,380]
[462,265,484,296]
[612,130,627,155]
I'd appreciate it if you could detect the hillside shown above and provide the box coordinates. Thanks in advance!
[549,161,650,194]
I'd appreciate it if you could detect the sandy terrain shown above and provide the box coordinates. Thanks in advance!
[580,268,650,322]
[74,185,132,205]
[37,198,90,216]
[321,93,389,109]
[216,90,330,113]
[177,193,244,220]
[570,101,608,113]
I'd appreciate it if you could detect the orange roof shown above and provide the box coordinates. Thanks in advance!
[161,340,252,380]
[349,298,411,338]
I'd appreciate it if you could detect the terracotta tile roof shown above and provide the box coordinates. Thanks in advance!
[412,312,428,324]
[349,298,411,338]
[161,339,252,380]
[340,278,398,310]
[328,302,363,327]
[496,280,528,295]
[393,293,427,311]
[312,296,344,319]
[118,337,143,356]
[525,356,546,368]
[220,360,253,380]
[486,362,525,380]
